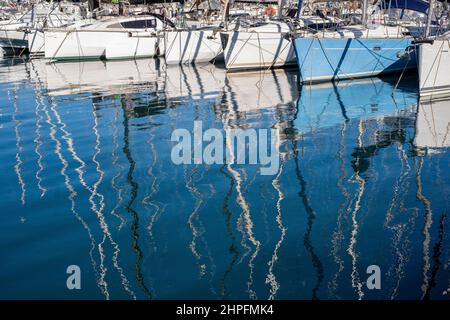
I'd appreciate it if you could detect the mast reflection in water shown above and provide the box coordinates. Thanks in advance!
[0,57,449,300]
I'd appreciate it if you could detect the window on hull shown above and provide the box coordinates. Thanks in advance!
[120,19,157,29]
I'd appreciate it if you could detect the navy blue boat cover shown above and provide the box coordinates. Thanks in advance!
[380,0,429,13]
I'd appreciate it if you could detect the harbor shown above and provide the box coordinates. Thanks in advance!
[0,0,450,301]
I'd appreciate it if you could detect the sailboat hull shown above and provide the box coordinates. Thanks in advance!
[294,37,416,83]
[44,30,160,61]
[220,31,296,71]
[418,39,450,98]
[0,28,28,51]
[164,30,223,65]
[28,29,45,54]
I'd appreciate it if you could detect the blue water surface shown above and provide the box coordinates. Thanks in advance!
[0,58,449,300]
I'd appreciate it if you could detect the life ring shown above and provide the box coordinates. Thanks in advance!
[265,6,276,17]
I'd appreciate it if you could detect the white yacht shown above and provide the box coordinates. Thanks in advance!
[418,32,450,98]
[164,25,224,65]
[44,14,168,61]
[416,0,450,97]
[164,4,226,65]
[0,1,86,55]
[220,19,297,71]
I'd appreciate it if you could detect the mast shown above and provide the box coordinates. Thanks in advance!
[221,0,230,25]
[278,0,285,18]
[362,0,368,26]
[425,0,435,38]
[296,0,303,18]
[30,1,35,26]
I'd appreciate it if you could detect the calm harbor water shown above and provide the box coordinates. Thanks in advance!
[0,57,449,300]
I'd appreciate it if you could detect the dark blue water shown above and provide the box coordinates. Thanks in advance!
[0,58,449,300]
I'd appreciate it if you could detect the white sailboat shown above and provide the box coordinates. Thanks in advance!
[219,0,298,71]
[164,0,226,65]
[221,18,297,71]
[0,1,86,55]
[418,34,450,97]
[417,0,450,97]
[44,14,167,61]
[164,26,223,65]
[164,0,284,65]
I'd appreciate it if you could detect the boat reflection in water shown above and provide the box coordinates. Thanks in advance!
[296,77,418,135]
[415,97,450,153]
[35,58,163,97]
[0,58,450,300]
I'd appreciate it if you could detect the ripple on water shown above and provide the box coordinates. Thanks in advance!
[0,57,449,299]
